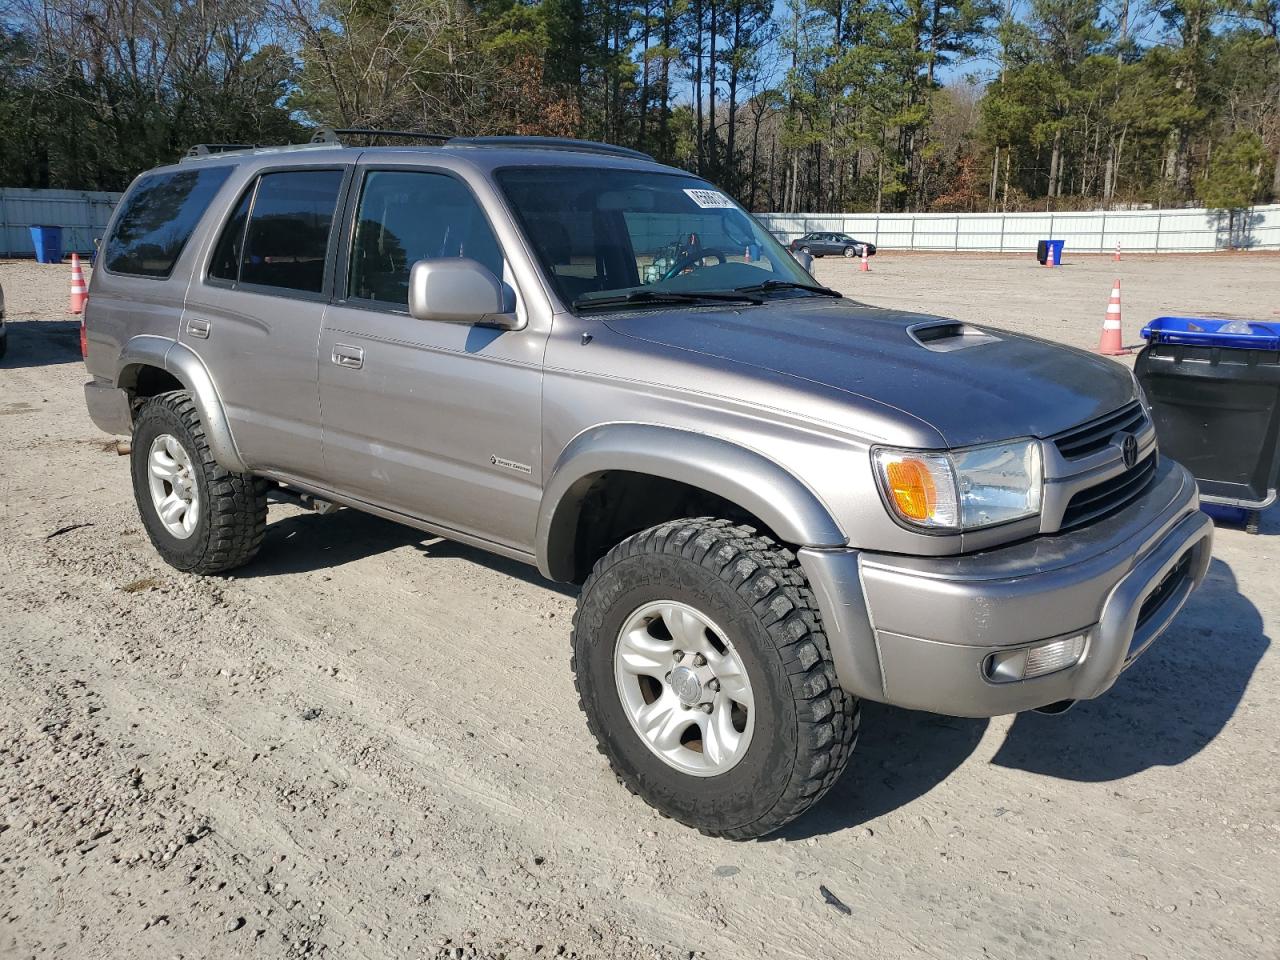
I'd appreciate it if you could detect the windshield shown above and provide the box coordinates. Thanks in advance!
[495,167,818,310]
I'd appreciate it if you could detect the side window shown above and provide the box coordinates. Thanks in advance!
[104,166,232,278]
[239,170,344,294]
[348,170,503,306]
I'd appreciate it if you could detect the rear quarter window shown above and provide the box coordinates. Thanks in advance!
[104,166,233,278]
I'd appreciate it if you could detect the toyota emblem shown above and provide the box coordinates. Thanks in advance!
[1119,433,1138,468]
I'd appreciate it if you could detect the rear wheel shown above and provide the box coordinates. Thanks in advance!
[131,391,268,574]
[572,518,858,839]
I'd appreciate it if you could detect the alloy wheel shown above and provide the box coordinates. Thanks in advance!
[613,600,755,777]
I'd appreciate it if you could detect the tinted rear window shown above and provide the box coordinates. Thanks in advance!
[104,167,232,278]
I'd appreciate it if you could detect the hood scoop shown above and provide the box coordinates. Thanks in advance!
[908,320,1001,353]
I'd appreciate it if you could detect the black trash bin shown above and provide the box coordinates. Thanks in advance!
[1136,317,1280,534]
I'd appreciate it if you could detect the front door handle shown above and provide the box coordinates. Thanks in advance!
[331,344,364,369]
[188,317,211,339]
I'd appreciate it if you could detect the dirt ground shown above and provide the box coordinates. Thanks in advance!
[1,254,1277,960]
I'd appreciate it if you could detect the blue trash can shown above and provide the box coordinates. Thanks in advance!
[29,225,65,264]
[1136,316,1280,534]
[1036,239,1065,266]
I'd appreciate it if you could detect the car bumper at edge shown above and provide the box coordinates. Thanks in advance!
[798,458,1213,717]
[84,379,133,435]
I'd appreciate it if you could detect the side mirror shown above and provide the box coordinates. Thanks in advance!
[408,258,521,329]
[792,249,814,273]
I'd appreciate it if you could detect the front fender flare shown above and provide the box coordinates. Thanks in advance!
[117,335,248,473]
[536,423,846,581]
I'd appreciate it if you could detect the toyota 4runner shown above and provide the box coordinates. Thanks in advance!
[82,133,1213,838]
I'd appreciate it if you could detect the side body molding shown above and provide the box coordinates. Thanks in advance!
[536,423,847,581]
[116,335,248,473]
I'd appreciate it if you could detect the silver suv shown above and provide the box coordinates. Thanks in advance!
[82,134,1213,838]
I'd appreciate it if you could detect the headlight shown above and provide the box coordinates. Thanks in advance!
[872,439,1043,532]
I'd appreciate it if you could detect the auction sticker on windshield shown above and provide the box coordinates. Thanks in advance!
[684,188,735,209]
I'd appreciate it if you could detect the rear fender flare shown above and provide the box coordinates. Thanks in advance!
[117,335,248,473]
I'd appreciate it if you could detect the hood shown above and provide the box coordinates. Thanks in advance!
[603,297,1135,448]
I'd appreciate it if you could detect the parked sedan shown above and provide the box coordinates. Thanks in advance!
[788,232,877,259]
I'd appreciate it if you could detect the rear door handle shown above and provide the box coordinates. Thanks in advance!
[331,344,364,369]
[188,317,211,339]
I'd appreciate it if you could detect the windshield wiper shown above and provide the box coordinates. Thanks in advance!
[573,289,764,311]
[733,280,842,298]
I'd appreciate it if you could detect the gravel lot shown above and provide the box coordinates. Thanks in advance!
[1,254,1277,960]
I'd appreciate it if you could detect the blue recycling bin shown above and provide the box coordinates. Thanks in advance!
[1139,316,1280,351]
[29,224,64,264]
[1036,239,1065,266]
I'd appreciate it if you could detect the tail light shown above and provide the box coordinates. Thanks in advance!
[80,317,88,358]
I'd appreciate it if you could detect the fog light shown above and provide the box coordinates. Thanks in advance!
[986,635,1086,683]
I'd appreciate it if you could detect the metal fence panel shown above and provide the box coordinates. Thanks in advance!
[757,204,1280,253]
[4,189,1278,259]
[0,188,122,258]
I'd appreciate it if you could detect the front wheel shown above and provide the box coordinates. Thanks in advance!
[572,518,858,839]
[130,391,269,574]
[843,246,857,258]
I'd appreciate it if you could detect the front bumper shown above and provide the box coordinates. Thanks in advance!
[799,458,1212,717]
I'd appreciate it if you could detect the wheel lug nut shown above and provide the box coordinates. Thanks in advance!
[708,679,720,692]
[692,654,707,667]
[664,672,672,683]
[701,703,713,714]
[672,649,684,661]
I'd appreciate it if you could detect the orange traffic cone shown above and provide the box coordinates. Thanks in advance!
[69,253,88,315]
[1045,242,1056,268]
[744,245,752,263]
[860,247,870,272]
[1098,279,1125,355]
[1113,241,1121,262]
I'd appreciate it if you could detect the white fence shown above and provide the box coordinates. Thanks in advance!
[4,187,1278,258]
[0,188,122,258]
[758,204,1280,254]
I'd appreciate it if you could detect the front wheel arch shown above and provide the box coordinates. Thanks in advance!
[536,425,846,582]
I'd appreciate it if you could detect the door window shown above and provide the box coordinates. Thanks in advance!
[104,166,232,278]
[347,170,504,307]
[235,169,345,294]
[208,185,253,283]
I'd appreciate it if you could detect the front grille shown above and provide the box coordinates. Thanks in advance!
[1136,552,1193,632]
[1060,454,1158,529]
[1053,401,1148,459]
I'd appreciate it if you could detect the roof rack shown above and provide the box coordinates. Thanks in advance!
[186,143,259,158]
[446,136,653,161]
[183,130,655,164]
[310,127,451,145]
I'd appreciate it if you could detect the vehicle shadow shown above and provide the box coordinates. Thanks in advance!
[775,704,989,841]
[245,504,574,596]
[990,557,1266,780]
[0,319,83,368]
[780,555,1264,839]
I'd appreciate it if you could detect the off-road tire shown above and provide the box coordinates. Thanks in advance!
[572,518,858,839]
[131,391,268,574]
